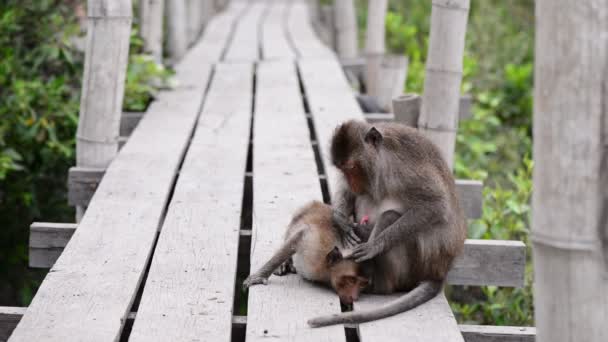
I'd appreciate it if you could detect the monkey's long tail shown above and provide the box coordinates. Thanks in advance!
[307,280,443,328]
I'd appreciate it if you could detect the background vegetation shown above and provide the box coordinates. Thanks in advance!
[0,0,170,306]
[355,0,534,325]
[1,0,534,327]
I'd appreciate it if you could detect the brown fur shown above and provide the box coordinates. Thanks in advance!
[308,120,466,327]
[243,201,369,304]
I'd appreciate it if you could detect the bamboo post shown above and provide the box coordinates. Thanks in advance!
[392,94,420,127]
[76,0,132,220]
[376,54,408,111]
[319,4,335,49]
[308,0,320,25]
[364,0,387,98]
[140,0,165,63]
[334,0,357,59]
[166,0,188,61]
[187,0,202,45]
[418,0,470,169]
[201,0,215,27]
[532,1,608,341]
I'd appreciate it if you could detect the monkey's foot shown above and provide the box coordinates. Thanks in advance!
[273,259,296,276]
[243,274,269,289]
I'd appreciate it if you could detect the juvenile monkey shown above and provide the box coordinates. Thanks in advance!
[243,201,370,304]
[308,120,467,327]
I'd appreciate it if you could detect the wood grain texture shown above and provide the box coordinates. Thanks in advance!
[460,325,536,342]
[356,293,464,342]
[67,166,105,206]
[287,1,334,58]
[455,179,483,219]
[246,60,346,342]
[128,63,253,342]
[450,239,526,287]
[533,1,608,341]
[166,0,189,60]
[120,111,145,136]
[261,0,296,60]
[224,1,268,61]
[418,0,470,169]
[0,308,25,342]
[334,0,357,59]
[8,36,215,342]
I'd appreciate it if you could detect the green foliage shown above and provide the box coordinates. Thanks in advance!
[0,0,81,305]
[0,1,174,306]
[356,0,535,326]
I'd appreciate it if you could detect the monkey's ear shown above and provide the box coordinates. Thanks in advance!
[364,127,383,148]
[325,246,343,266]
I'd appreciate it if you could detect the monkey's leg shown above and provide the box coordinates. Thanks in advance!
[351,206,437,262]
[273,257,296,276]
[243,230,304,289]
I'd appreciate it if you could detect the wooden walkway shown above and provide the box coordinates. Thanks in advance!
[8,1,527,341]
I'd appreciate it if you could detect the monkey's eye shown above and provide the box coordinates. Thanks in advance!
[343,276,357,285]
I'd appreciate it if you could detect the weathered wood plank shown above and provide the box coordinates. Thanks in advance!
[364,95,473,123]
[356,293,464,342]
[449,239,526,287]
[455,179,483,219]
[246,60,346,341]
[287,1,334,58]
[0,307,25,342]
[29,222,525,287]
[224,1,268,62]
[129,63,253,342]
[120,111,145,136]
[8,40,215,342]
[261,0,296,59]
[460,325,536,342]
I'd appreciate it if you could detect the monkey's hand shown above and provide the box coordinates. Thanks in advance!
[350,240,386,262]
[332,211,361,248]
[242,273,269,289]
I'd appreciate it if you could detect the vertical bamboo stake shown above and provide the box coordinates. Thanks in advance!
[376,54,408,111]
[201,0,216,27]
[364,0,387,98]
[418,0,470,169]
[166,0,188,61]
[334,0,358,59]
[533,1,608,341]
[140,0,165,63]
[187,0,202,45]
[76,0,132,220]
[319,4,335,49]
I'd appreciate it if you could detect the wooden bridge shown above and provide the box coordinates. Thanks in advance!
[1,1,535,341]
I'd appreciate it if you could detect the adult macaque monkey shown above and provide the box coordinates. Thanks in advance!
[308,120,467,327]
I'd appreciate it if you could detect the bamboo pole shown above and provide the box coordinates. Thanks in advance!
[140,0,165,63]
[418,0,470,169]
[364,0,387,98]
[376,54,408,111]
[334,0,358,59]
[166,0,188,61]
[76,0,132,220]
[532,1,608,341]
[187,0,202,45]
[319,4,335,49]
[201,0,216,27]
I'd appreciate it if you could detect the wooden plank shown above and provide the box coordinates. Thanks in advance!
[450,240,526,287]
[29,223,526,287]
[246,60,346,341]
[67,166,105,206]
[460,325,536,342]
[181,0,248,65]
[8,39,215,342]
[261,0,296,59]
[287,1,334,58]
[120,111,144,136]
[298,59,463,342]
[224,1,268,62]
[129,63,253,342]
[364,96,473,123]
[0,307,25,342]
[455,179,483,219]
[356,293,464,342]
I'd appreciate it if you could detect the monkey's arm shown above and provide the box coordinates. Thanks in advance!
[331,182,361,246]
[351,203,444,262]
[332,210,362,246]
[243,230,304,289]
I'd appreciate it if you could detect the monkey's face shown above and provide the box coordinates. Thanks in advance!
[326,246,370,304]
